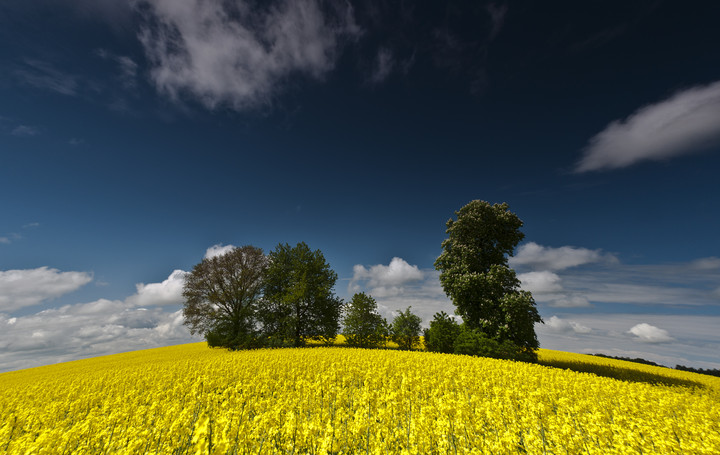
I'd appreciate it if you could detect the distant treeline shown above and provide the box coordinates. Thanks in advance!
[592,354,720,378]
[674,364,720,378]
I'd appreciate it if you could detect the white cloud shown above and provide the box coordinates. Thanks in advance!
[511,242,613,271]
[537,314,720,369]
[351,257,424,290]
[0,305,197,372]
[348,264,452,326]
[129,269,187,307]
[136,0,360,110]
[575,80,720,172]
[518,271,563,295]
[628,323,674,343]
[549,295,591,308]
[0,268,201,373]
[11,125,40,137]
[546,316,592,334]
[691,257,720,270]
[204,244,236,259]
[0,267,93,312]
[0,237,9,244]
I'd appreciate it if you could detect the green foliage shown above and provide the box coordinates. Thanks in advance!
[424,312,460,354]
[390,307,422,350]
[452,325,531,361]
[182,245,268,349]
[434,200,543,358]
[260,242,343,347]
[343,293,389,349]
[453,326,500,357]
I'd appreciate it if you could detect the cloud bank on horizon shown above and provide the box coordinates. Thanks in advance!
[2,241,720,372]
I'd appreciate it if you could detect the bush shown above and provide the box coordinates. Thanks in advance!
[453,326,500,357]
[452,325,534,361]
[425,312,461,354]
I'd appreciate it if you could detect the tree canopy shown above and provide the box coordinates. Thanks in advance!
[260,242,343,347]
[182,245,268,349]
[343,292,388,349]
[390,307,422,350]
[434,200,543,360]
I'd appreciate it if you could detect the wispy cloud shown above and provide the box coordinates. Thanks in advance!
[135,0,360,111]
[537,313,720,369]
[545,315,591,334]
[575,80,720,172]
[368,47,394,84]
[96,49,139,89]
[10,125,40,137]
[486,3,507,40]
[511,242,616,271]
[15,59,79,96]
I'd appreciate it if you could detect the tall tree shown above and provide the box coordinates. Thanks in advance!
[390,307,422,350]
[343,292,388,349]
[182,245,268,349]
[434,200,543,359]
[261,242,342,347]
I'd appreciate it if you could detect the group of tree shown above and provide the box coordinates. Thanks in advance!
[182,199,543,362]
[342,292,423,350]
[182,242,426,350]
[183,242,342,349]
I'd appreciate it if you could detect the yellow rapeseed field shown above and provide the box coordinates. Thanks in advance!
[1,343,719,454]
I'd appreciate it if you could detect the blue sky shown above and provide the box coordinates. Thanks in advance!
[2,0,720,372]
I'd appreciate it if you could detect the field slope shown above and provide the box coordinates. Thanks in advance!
[1,343,719,454]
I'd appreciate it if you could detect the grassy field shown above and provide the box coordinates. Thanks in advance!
[1,342,719,454]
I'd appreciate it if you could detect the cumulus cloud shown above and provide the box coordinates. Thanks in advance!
[0,267,93,312]
[511,242,614,271]
[628,323,674,343]
[128,269,187,307]
[135,0,360,110]
[0,268,201,373]
[575,81,720,172]
[518,271,563,295]
[204,244,236,259]
[348,261,452,325]
[0,305,196,372]
[545,316,592,334]
[350,257,424,295]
